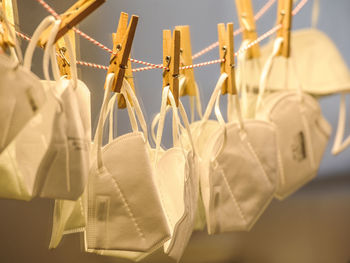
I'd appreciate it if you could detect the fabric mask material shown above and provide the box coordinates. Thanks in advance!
[152,85,199,261]
[199,73,279,234]
[85,74,170,252]
[0,16,63,201]
[255,37,331,200]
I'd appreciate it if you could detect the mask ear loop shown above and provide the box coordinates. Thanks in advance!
[94,73,114,171]
[154,86,171,165]
[151,76,186,146]
[23,16,55,70]
[168,89,197,170]
[43,20,61,83]
[311,0,320,28]
[234,40,250,119]
[194,82,203,120]
[255,37,284,114]
[210,72,245,161]
[62,34,78,90]
[332,93,350,155]
[121,79,149,146]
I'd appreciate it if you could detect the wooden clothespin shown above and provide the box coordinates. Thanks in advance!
[55,29,75,78]
[218,23,236,95]
[163,29,180,106]
[0,0,16,51]
[106,12,138,108]
[276,0,293,57]
[174,25,196,97]
[235,0,260,59]
[38,0,106,47]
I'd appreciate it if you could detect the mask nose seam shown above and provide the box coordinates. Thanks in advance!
[109,175,146,241]
[217,165,248,226]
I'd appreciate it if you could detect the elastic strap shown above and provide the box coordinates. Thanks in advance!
[214,78,245,131]
[94,73,114,170]
[311,0,320,28]
[178,101,196,155]
[43,19,61,82]
[255,37,284,113]
[202,73,228,122]
[23,16,55,70]
[236,40,250,119]
[121,79,149,144]
[151,106,168,146]
[63,34,78,90]
[189,81,203,122]
[332,93,350,155]
[151,78,203,145]
[154,86,172,164]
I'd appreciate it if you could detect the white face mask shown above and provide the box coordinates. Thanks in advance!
[0,9,44,154]
[151,77,206,233]
[30,19,90,201]
[255,38,331,199]
[199,73,279,234]
[0,58,45,154]
[151,85,199,261]
[85,74,170,252]
[242,29,350,96]
[0,16,65,201]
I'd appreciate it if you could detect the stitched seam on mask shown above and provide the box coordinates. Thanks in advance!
[109,177,146,241]
[155,153,175,228]
[157,180,174,228]
[79,197,85,219]
[8,150,26,197]
[275,130,286,186]
[102,132,142,152]
[219,166,247,225]
[245,140,272,186]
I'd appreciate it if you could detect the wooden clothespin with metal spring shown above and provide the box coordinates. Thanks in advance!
[218,23,236,95]
[235,0,260,59]
[174,25,196,97]
[38,0,106,47]
[276,0,293,57]
[106,12,138,108]
[0,0,16,51]
[55,29,75,78]
[163,29,180,106]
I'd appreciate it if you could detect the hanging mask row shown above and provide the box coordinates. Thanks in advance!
[0,0,348,262]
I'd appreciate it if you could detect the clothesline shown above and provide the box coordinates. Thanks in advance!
[35,0,276,64]
[16,0,308,73]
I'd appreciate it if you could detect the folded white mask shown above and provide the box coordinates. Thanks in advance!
[32,20,89,201]
[151,77,206,232]
[0,9,46,154]
[85,74,170,252]
[48,50,92,247]
[0,55,46,154]
[151,85,199,261]
[243,29,350,96]
[255,38,331,200]
[200,73,279,234]
[0,16,63,201]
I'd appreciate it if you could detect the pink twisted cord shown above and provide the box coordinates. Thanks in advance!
[293,0,308,15]
[28,0,308,72]
[35,0,276,65]
[76,60,108,70]
[36,0,59,19]
[15,31,31,41]
[255,0,276,20]
[191,0,276,60]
